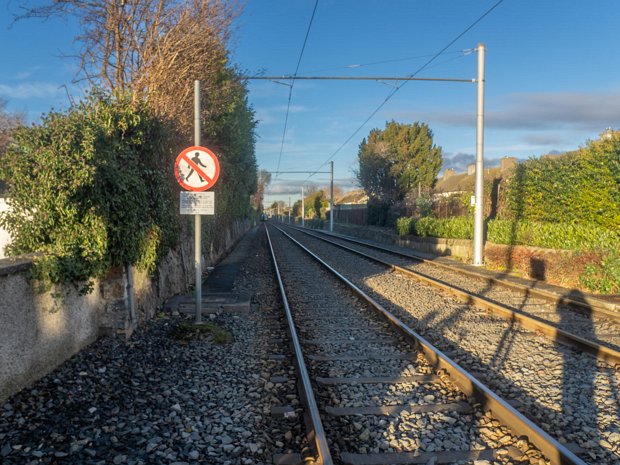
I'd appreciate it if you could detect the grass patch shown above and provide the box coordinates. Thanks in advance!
[169,321,232,344]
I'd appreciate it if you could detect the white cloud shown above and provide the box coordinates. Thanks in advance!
[15,71,33,80]
[441,152,505,174]
[441,152,475,172]
[489,91,620,130]
[424,90,620,131]
[519,133,571,146]
[0,82,63,99]
[267,176,358,195]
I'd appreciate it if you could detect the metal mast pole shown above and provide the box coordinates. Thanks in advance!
[473,43,485,266]
[301,186,305,227]
[288,194,291,224]
[329,161,334,232]
[194,80,202,322]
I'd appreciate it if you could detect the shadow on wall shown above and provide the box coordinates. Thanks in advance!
[529,257,546,281]
[0,269,101,402]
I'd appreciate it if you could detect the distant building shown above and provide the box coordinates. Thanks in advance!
[500,157,517,172]
[336,189,368,205]
[435,156,517,197]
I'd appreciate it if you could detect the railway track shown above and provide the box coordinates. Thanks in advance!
[265,223,588,465]
[284,224,620,364]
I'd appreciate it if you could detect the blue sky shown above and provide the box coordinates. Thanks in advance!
[2,1,620,205]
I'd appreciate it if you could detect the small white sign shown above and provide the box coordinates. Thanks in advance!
[180,191,215,215]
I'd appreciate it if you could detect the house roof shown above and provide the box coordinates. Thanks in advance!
[337,189,368,204]
[434,167,503,194]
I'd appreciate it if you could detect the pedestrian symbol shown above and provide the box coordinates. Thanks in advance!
[174,146,220,191]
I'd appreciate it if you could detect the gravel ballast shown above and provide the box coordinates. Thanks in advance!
[282,226,620,465]
[0,226,301,465]
[267,225,545,465]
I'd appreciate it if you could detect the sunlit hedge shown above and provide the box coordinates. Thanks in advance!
[396,216,473,239]
[486,219,619,251]
[503,136,620,229]
[396,216,619,251]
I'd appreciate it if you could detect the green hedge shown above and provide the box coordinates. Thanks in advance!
[396,216,473,239]
[396,216,619,251]
[579,252,620,294]
[486,219,619,251]
[0,93,177,289]
[503,136,620,229]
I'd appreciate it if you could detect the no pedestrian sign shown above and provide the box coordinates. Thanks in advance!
[174,146,220,192]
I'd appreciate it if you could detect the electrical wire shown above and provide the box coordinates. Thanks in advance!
[297,50,465,75]
[273,0,320,181]
[304,0,504,181]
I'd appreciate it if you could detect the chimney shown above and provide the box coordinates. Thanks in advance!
[500,157,517,172]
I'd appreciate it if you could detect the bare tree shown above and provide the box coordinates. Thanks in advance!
[250,169,272,211]
[140,1,242,135]
[17,1,238,111]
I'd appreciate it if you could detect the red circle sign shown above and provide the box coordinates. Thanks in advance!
[174,146,220,191]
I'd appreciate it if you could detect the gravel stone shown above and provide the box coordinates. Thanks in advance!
[0,227,295,465]
[283,226,620,465]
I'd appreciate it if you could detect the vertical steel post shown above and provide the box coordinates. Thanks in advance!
[288,194,291,223]
[329,161,334,232]
[194,80,202,323]
[301,186,305,227]
[473,43,485,266]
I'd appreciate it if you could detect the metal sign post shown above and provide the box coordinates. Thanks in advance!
[173,82,220,324]
[194,80,202,323]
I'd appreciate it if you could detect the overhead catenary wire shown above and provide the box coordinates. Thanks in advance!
[248,76,475,83]
[297,49,467,75]
[304,0,504,181]
[273,0,320,182]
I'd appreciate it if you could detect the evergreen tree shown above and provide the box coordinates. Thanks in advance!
[356,121,442,204]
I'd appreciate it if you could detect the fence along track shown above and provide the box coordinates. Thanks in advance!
[286,225,620,366]
[266,223,586,465]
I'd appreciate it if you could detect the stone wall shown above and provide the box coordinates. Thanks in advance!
[329,223,605,292]
[0,260,105,402]
[0,218,254,402]
[332,223,474,260]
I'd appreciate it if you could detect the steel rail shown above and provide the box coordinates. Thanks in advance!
[308,227,620,319]
[272,224,586,465]
[264,224,334,465]
[287,225,620,365]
